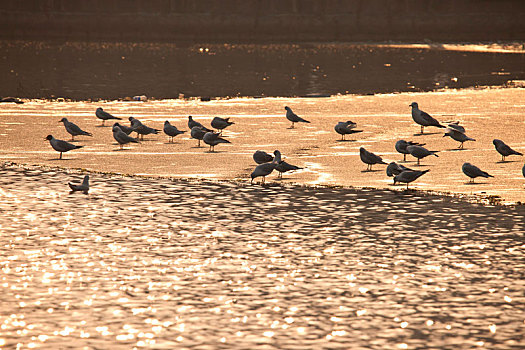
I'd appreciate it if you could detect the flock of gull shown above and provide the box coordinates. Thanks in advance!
[44,104,524,193]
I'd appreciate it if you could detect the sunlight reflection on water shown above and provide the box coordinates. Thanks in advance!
[0,164,524,349]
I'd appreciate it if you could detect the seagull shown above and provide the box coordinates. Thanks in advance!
[334,121,362,140]
[409,102,445,134]
[203,131,230,152]
[95,107,121,126]
[190,126,207,147]
[163,121,185,142]
[253,150,273,164]
[394,169,430,189]
[114,122,134,135]
[359,147,387,171]
[112,124,139,149]
[45,135,83,159]
[493,139,523,162]
[395,140,426,162]
[211,117,234,134]
[446,121,465,133]
[129,117,159,140]
[386,162,414,178]
[251,150,281,184]
[406,145,439,165]
[59,118,93,141]
[462,162,493,183]
[68,175,89,194]
[443,128,475,149]
[275,161,303,179]
[285,106,310,128]
[188,116,211,132]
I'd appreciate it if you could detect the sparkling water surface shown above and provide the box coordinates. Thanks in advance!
[0,164,524,349]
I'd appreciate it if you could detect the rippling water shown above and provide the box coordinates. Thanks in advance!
[1,164,524,349]
[2,41,524,99]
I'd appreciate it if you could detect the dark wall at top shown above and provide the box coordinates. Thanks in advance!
[1,0,524,42]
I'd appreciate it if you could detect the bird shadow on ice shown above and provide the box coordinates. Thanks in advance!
[464,182,489,185]
[335,139,357,143]
[496,160,519,164]
[48,157,76,161]
[445,148,467,152]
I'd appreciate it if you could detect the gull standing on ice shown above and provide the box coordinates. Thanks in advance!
[359,147,387,171]
[394,169,430,189]
[334,121,362,141]
[395,140,426,162]
[188,116,211,132]
[285,106,310,129]
[112,124,139,150]
[409,102,445,134]
[163,121,185,142]
[129,117,160,140]
[59,118,92,141]
[250,150,282,184]
[68,175,90,194]
[253,150,273,164]
[95,107,121,126]
[45,135,83,159]
[462,162,493,183]
[493,139,523,162]
[203,131,230,152]
[386,162,414,177]
[211,117,234,134]
[190,126,207,147]
[275,161,303,179]
[443,128,475,149]
[406,145,439,165]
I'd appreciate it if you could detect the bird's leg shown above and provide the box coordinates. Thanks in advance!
[197,140,201,147]
[502,155,505,162]
[59,152,63,160]
[403,154,407,162]
[71,135,75,142]
[342,134,344,141]
[120,144,123,150]
[417,159,420,166]
[421,125,424,134]
[406,183,409,190]
[291,122,295,129]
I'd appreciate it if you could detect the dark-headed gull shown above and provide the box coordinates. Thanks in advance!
[334,121,362,141]
[394,169,430,189]
[203,131,230,152]
[406,145,439,165]
[112,124,139,149]
[493,139,523,162]
[285,106,310,129]
[395,140,426,162]
[45,135,83,159]
[95,107,121,126]
[211,117,234,134]
[462,162,493,183]
[59,118,92,141]
[443,128,475,149]
[129,117,159,140]
[163,121,185,142]
[359,147,387,171]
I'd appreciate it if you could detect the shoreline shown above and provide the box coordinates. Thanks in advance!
[2,161,513,207]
